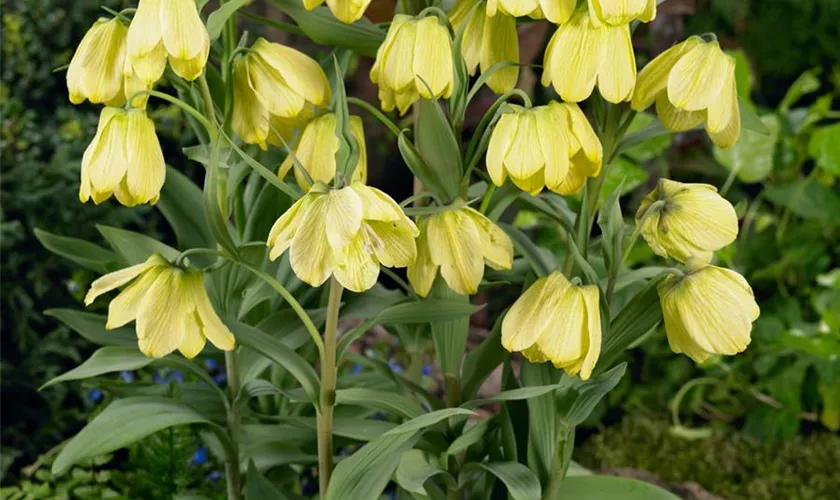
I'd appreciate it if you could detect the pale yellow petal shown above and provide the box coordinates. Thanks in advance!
[351,184,403,222]
[106,266,165,329]
[540,0,576,24]
[667,41,731,111]
[128,41,167,86]
[367,220,418,268]
[632,37,702,111]
[407,219,438,297]
[88,110,129,197]
[135,268,189,358]
[326,0,372,24]
[325,187,363,252]
[160,0,206,60]
[178,312,207,359]
[486,111,518,186]
[577,285,601,380]
[414,17,454,99]
[334,232,380,292]
[544,13,603,103]
[168,28,210,81]
[85,253,168,306]
[189,271,236,351]
[497,0,539,17]
[537,286,586,368]
[427,210,484,295]
[248,55,306,118]
[232,58,270,147]
[535,106,570,190]
[655,92,705,132]
[127,0,162,59]
[480,13,519,93]
[464,207,513,271]
[453,1,484,74]
[596,23,636,103]
[124,110,165,204]
[502,272,570,352]
[268,195,308,260]
[289,194,334,287]
[382,19,417,92]
[503,110,544,181]
[253,39,331,107]
[707,79,741,148]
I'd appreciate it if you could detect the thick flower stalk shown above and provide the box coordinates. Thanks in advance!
[632,36,741,148]
[126,0,210,84]
[231,38,331,149]
[659,259,759,362]
[486,0,576,24]
[542,10,636,103]
[370,15,455,114]
[267,183,418,293]
[67,17,129,106]
[502,272,602,380]
[587,0,656,26]
[636,178,738,263]
[304,0,372,24]
[277,113,367,190]
[450,0,519,94]
[79,107,165,206]
[408,204,513,297]
[487,102,602,195]
[84,254,236,358]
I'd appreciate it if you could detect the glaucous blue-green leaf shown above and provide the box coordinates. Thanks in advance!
[395,449,448,495]
[713,114,780,183]
[557,476,679,499]
[205,0,249,41]
[41,346,151,389]
[34,229,121,274]
[461,462,541,500]
[620,113,672,162]
[44,309,136,346]
[96,225,179,264]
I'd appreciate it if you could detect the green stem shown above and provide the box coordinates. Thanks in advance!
[173,247,225,267]
[238,10,305,35]
[224,350,243,500]
[347,97,402,138]
[198,73,218,127]
[128,90,216,135]
[318,278,343,495]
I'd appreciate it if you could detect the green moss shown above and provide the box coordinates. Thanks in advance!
[575,417,840,500]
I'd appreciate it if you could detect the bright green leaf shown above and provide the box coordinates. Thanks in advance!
[713,114,780,183]
[34,229,121,274]
[557,475,679,499]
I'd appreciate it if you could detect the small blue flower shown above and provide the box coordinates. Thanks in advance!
[191,447,208,466]
[120,370,134,383]
[169,370,184,384]
[153,371,166,385]
[387,359,404,374]
[88,388,102,402]
[422,364,432,376]
[213,373,227,385]
[351,363,362,375]
[204,358,219,371]
[208,470,223,481]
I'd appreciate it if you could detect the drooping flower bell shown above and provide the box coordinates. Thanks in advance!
[67,17,129,106]
[303,0,372,24]
[407,204,513,297]
[487,102,602,195]
[370,15,455,115]
[502,271,602,380]
[587,0,656,26]
[542,10,636,103]
[267,183,418,292]
[450,0,519,93]
[636,179,738,263]
[486,0,576,24]
[80,107,165,207]
[84,254,236,359]
[231,38,331,148]
[126,0,210,84]
[277,113,367,190]
[659,259,759,363]
[632,36,741,148]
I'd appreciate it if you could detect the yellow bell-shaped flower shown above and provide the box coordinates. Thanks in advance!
[487,101,602,195]
[85,253,236,359]
[267,183,418,292]
[79,107,165,207]
[587,0,656,26]
[632,37,741,148]
[277,113,367,190]
[636,178,738,263]
[542,11,636,103]
[370,15,455,115]
[450,0,519,93]
[407,204,513,297]
[486,0,576,24]
[67,17,129,106]
[502,271,602,380]
[126,0,210,84]
[303,0,372,24]
[231,38,331,148]
[659,259,759,363]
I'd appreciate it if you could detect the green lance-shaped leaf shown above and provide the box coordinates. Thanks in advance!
[335,388,425,419]
[461,311,507,400]
[45,309,136,347]
[460,462,542,500]
[96,225,179,264]
[429,277,471,383]
[331,57,361,182]
[557,363,626,427]
[398,131,454,204]
[157,166,215,250]
[34,229,121,274]
[202,138,240,257]
[416,98,463,202]
[245,459,290,499]
[713,114,780,184]
[205,0,250,41]
[395,449,449,495]
[40,346,151,390]
[556,475,679,499]
[52,397,220,475]
[500,223,556,277]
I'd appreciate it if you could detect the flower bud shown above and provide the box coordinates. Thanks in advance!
[502,272,602,380]
[67,18,128,106]
[486,0,576,24]
[636,179,738,263]
[126,0,210,84]
[267,183,418,292]
[277,113,367,190]
[80,107,165,207]
[231,39,331,147]
[370,15,455,114]
[408,204,512,296]
[304,0,372,24]
[450,0,519,93]
[487,101,602,195]
[659,260,759,362]
[85,254,236,359]
[632,37,740,148]
[542,11,636,103]
[587,0,656,26]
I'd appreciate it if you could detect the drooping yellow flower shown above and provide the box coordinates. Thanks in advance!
[487,101,602,195]
[277,113,367,190]
[303,0,372,24]
[659,259,759,363]
[450,0,519,93]
[502,271,601,380]
[126,0,210,84]
[542,11,636,103]
[67,17,128,106]
[486,0,576,24]
[267,183,418,292]
[231,39,331,148]
[85,254,236,359]
[79,107,165,207]
[588,0,656,26]
[407,204,513,296]
[636,178,738,263]
[370,15,455,114]
[632,37,741,148]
